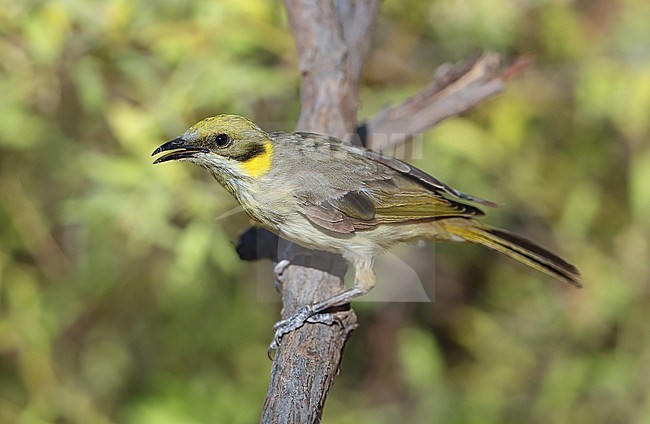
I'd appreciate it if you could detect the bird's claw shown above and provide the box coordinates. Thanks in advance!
[306,312,341,326]
[267,305,342,359]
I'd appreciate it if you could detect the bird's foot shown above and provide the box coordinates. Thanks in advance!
[267,305,341,359]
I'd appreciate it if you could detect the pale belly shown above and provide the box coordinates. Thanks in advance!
[273,212,459,262]
[235,182,462,261]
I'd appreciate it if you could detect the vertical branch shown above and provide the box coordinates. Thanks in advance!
[335,0,380,79]
[285,0,356,136]
[261,1,378,423]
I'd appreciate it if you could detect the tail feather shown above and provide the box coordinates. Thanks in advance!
[443,221,582,287]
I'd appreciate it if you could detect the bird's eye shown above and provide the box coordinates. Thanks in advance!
[214,133,231,148]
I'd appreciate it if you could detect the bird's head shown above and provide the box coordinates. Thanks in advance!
[152,114,274,179]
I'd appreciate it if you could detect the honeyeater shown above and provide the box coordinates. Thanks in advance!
[152,114,581,345]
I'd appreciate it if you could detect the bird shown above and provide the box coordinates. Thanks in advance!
[152,114,581,347]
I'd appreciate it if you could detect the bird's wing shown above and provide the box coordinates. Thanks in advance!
[356,149,498,207]
[298,182,485,234]
[272,132,489,234]
[299,193,376,234]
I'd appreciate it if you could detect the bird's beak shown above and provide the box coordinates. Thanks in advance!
[151,137,208,164]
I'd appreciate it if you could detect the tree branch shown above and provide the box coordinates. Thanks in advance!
[286,0,353,136]
[366,54,531,151]
[261,1,374,423]
[335,0,381,79]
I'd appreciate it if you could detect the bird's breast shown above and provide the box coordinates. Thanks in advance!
[233,180,293,228]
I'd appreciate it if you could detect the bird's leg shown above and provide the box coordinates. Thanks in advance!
[273,259,291,293]
[269,257,376,352]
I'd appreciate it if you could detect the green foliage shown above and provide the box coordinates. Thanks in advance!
[1,0,649,423]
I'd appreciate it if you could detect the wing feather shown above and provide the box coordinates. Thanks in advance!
[272,131,492,234]
[358,149,498,207]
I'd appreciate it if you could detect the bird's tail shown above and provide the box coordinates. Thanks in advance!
[440,220,582,287]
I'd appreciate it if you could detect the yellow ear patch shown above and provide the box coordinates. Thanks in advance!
[239,141,274,178]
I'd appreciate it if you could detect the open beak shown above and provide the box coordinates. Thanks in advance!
[152,137,208,164]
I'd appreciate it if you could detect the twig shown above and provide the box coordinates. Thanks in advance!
[366,54,531,151]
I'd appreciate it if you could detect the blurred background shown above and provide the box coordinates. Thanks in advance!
[1,0,649,422]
